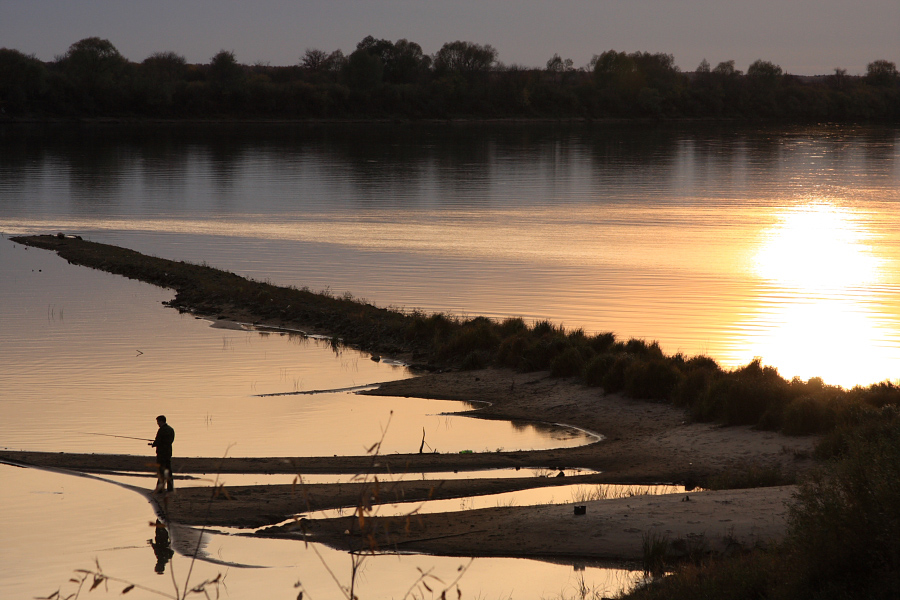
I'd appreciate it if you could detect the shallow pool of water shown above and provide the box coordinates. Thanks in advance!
[103,467,601,488]
[1,465,645,600]
[289,482,685,520]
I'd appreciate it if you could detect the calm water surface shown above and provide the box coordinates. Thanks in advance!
[2,122,900,598]
[2,122,899,385]
[2,466,642,600]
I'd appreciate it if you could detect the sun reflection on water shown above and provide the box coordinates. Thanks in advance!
[728,202,899,387]
[753,203,881,290]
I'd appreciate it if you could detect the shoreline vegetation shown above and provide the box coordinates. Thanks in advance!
[12,234,900,442]
[0,37,898,122]
[10,234,900,598]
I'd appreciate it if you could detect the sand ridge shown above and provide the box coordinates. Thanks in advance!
[0,368,818,562]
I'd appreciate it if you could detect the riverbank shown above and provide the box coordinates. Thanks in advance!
[4,234,820,564]
[0,368,817,562]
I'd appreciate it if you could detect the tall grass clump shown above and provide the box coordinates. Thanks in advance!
[436,316,501,364]
[691,359,791,425]
[780,395,839,435]
[600,354,634,394]
[582,353,617,387]
[623,358,683,400]
[641,531,671,576]
[550,345,588,377]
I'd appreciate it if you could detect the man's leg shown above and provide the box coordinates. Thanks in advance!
[162,456,174,492]
[153,459,165,493]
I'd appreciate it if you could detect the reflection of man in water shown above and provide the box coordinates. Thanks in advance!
[149,519,175,574]
[150,415,175,493]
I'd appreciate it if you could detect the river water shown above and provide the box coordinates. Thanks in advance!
[1,122,899,598]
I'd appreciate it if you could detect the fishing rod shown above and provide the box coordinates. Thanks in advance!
[81,431,154,442]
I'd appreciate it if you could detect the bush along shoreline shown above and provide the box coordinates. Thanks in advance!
[13,234,900,445]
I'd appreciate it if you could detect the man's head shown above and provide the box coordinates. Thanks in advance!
[156,415,167,426]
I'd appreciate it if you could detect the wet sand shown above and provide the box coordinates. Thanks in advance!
[0,368,817,562]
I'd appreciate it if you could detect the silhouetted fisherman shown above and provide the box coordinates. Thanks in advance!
[149,519,175,574]
[150,415,175,493]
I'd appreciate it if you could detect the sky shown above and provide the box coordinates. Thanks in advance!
[0,0,897,75]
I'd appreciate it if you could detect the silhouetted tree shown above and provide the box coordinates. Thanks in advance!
[57,37,127,81]
[386,39,430,84]
[631,52,681,90]
[345,47,383,89]
[433,41,497,74]
[866,60,899,86]
[747,59,783,81]
[301,48,329,71]
[712,60,741,77]
[829,68,849,91]
[208,50,245,86]
[746,59,784,116]
[346,36,430,87]
[356,36,394,63]
[300,48,346,84]
[1,36,899,122]
[0,48,47,113]
[55,37,130,112]
[143,51,186,77]
[546,54,574,72]
[138,51,187,113]
[592,50,636,86]
[591,50,681,115]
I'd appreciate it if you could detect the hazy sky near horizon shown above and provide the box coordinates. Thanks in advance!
[1,0,897,75]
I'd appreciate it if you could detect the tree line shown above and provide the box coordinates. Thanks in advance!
[1,36,898,121]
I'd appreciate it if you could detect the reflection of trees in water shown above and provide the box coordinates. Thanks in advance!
[862,128,899,169]
[2,124,896,218]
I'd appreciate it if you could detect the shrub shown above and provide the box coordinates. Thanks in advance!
[856,380,900,408]
[436,318,500,361]
[624,358,683,400]
[405,312,456,345]
[788,414,900,597]
[602,354,634,393]
[497,316,527,337]
[532,320,555,337]
[814,404,899,459]
[673,365,716,408]
[496,332,529,369]
[550,346,586,378]
[583,353,616,387]
[588,332,617,353]
[566,327,589,345]
[694,359,792,426]
[520,337,557,371]
[624,338,652,355]
[781,396,837,435]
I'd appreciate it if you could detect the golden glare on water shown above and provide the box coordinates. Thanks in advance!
[729,203,900,387]
[753,203,881,290]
